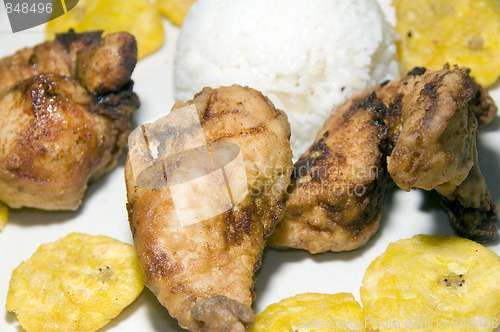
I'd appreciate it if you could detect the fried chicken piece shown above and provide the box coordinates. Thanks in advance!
[270,66,498,253]
[125,85,293,331]
[386,67,498,241]
[0,31,139,210]
[268,91,388,253]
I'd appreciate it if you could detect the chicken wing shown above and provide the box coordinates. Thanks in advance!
[125,85,293,331]
[270,66,498,253]
[0,31,139,210]
[386,67,498,241]
[268,91,388,253]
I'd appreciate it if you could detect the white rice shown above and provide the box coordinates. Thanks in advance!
[174,0,400,159]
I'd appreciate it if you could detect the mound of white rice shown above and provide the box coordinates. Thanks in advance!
[174,0,399,158]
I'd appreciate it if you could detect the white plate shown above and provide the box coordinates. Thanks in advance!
[0,4,499,332]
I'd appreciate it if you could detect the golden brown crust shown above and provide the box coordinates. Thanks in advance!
[386,68,477,191]
[126,85,292,331]
[385,67,498,241]
[269,91,388,253]
[75,32,137,95]
[0,31,139,210]
[271,66,498,253]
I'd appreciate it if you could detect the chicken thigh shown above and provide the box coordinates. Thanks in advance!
[0,31,139,210]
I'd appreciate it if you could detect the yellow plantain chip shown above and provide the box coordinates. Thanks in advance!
[0,201,7,232]
[6,232,144,332]
[46,0,164,59]
[394,0,500,87]
[360,234,500,332]
[251,292,366,332]
[156,0,196,26]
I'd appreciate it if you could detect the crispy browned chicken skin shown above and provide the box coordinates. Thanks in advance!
[269,91,389,253]
[385,67,498,241]
[270,66,498,253]
[0,31,139,210]
[125,85,293,331]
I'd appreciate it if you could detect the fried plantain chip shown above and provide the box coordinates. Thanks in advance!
[251,292,366,331]
[46,0,164,59]
[394,0,500,87]
[156,0,196,26]
[6,232,144,332]
[360,234,500,331]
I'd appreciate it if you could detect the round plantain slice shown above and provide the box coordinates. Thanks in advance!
[6,232,144,332]
[156,0,196,26]
[394,0,500,87]
[251,292,366,332]
[46,0,164,59]
[360,234,500,332]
